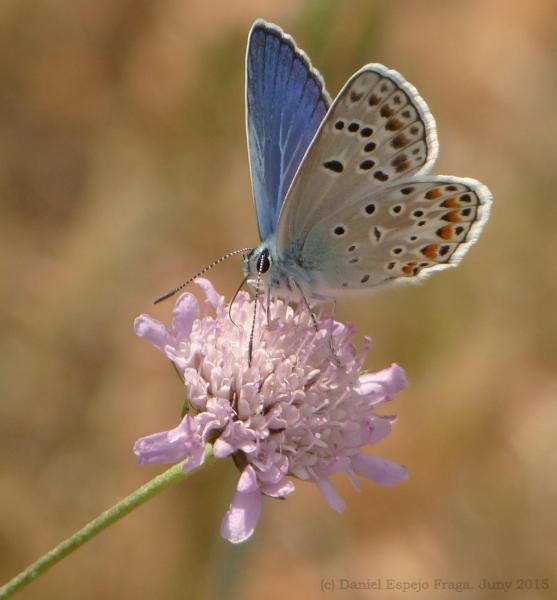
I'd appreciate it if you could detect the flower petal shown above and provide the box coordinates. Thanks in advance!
[220,489,262,544]
[213,438,235,458]
[195,277,223,310]
[315,477,346,513]
[133,430,189,465]
[133,415,203,467]
[183,368,210,408]
[357,363,408,404]
[181,443,207,474]
[163,347,189,371]
[216,422,257,456]
[237,465,259,493]
[367,417,392,444]
[134,315,173,353]
[261,479,295,498]
[172,293,199,341]
[351,454,408,486]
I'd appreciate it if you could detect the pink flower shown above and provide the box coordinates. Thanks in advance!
[134,279,408,543]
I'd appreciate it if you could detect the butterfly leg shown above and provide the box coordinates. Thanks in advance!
[310,292,336,307]
[292,281,341,368]
[308,293,341,364]
[229,274,250,330]
[265,287,272,325]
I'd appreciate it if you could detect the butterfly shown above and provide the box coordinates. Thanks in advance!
[242,19,492,302]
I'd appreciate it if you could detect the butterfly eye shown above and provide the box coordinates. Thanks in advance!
[256,251,271,274]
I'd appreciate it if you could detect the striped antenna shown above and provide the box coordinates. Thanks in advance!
[154,248,253,304]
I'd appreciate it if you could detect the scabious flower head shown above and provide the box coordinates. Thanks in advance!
[134,278,408,543]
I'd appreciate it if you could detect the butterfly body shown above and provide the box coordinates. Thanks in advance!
[244,20,491,302]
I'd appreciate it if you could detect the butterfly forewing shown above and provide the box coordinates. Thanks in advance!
[296,176,491,294]
[277,64,438,248]
[247,21,331,240]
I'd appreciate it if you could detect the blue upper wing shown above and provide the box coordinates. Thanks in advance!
[246,20,331,240]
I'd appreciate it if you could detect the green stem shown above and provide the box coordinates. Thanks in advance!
[0,446,214,600]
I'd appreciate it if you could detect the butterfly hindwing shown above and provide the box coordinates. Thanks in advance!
[246,20,331,240]
[293,176,492,294]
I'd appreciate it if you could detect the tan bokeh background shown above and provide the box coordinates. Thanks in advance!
[1,1,556,598]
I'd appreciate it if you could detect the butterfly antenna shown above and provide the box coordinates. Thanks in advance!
[228,274,250,328]
[154,248,253,305]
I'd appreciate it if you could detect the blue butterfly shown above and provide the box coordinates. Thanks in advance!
[155,20,491,313]
[243,20,491,301]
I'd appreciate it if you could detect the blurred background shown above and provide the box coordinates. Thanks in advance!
[1,0,556,598]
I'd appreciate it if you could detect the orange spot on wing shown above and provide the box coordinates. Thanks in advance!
[380,105,394,118]
[391,134,410,149]
[443,210,461,222]
[425,188,442,200]
[437,225,453,239]
[440,197,459,208]
[395,161,410,173]
[421,244,439,259]
[391,154,410,173]
[385,118,403,131]
[402,261,418,276]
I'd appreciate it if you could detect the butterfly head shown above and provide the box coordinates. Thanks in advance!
[244,238,294,294]
[244,245,272,282]
[243,240,311,301]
